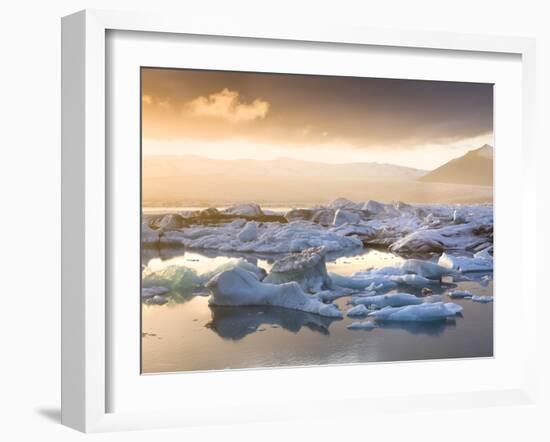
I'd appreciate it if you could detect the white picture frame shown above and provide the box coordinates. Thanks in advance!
[61,9,537,433]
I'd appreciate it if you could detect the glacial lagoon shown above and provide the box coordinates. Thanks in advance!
[141,245,493,374]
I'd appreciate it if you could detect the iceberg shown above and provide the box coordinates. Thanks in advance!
[311,209,336,226]
[142,221,160,246]
[176,220,363,254]
[144,295,169,305]
[156,213,187,230]
[438,250,493,273]
[206,267,343,318]
[141,286,170,299]
[471,295,493,303]
[142,265,202,292]
[389,219,493,255]
[329,272,398,292]
[315,287,357,302]
[368,302,462,322]
[142,258,267,294]
[284,208,314,222]
[390,274,438,288]
[223,203,263,217]
[346,304,370,317]
[447,290,473,299]
[332,208,362,226]
[263,246,332,293]
[363,200,386,215]
[237,221,259,242]
[400,259,455,280]
[347,321,377,330]
[350,292,423,308]
[328,197,361,210]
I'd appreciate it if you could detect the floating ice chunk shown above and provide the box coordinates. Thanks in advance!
[389,221,491,254]
[316,287,356,302]
[178,220,362,253]
[141,286,170,299]
[332,209,362,226]
[145,295,168,305]
[452,210,466,224]
[363,200,386,215]
[199,258,267,282]
[471,295,494,303]
[328,197,363,210]
[368,302,462,322]
[347,304,369,317]
[330,273,398,292]
[142,221,160,246]
[157,213,187,230]
[206,267,343,318]
[447,290,473,299]
[347,321,377,330]
[284,208,314,222]
[142,265,202,291]
[443,303,463,315]
[400,259,455,280]
[474,247,493,260]
[351,293,422,308]
[264,246,332,293]
[143,259,266,295]
[424,294,444,303]
[390,274,436,288]
[223,203,263,217]
[311,209,336,226]
[438,252,493,273]
[237,221,259,242]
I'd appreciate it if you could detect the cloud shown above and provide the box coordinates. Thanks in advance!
[142,94,153,105]
[187,88,269,122]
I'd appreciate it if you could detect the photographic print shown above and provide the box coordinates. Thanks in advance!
[140,68,494,373]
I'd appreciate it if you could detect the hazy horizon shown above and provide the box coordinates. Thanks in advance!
[142,68,493,205]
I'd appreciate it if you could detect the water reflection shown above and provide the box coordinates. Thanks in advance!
[205,305,339,340]
[374,318,457,337]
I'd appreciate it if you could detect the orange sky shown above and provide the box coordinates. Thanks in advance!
[141,68,494,170]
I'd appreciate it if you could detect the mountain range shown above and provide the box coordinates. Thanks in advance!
[143,154,426,181]
[419,144,493,186]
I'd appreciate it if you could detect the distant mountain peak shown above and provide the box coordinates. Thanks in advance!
[419,144,493,186]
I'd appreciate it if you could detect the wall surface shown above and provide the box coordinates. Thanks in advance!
[0,1,548,441]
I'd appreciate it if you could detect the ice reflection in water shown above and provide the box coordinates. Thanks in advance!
[206,305,338,340]
[141,246,493,373]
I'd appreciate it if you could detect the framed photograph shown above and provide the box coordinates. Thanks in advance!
[61,9,537,432]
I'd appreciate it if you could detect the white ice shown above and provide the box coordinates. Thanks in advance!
[142,258,266,293]
[400,259,456,280]
[438,249,493,273]
[347,321,377,330]
[447,290,473,299]
[471,295,494,303]
[368,302,463,322]
[350,292,423,308]
[329,273,398,292]
[237,221,259,242]
[173,220,363,254]
[143,200,493,257]
[346,304,370,317]
[263,246,332,293]
[223,203,263,217]
[206,267,343,318]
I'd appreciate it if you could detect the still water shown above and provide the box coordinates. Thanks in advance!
[141,248,493,373]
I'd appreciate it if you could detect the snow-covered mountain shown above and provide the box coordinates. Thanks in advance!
[419,145,493,186]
